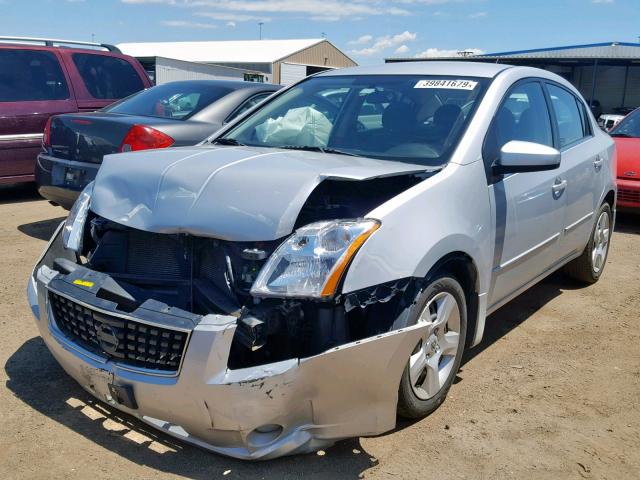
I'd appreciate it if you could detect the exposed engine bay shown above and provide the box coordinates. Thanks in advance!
[75,173,428,368]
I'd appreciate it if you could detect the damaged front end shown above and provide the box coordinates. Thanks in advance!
[28,169,433,460]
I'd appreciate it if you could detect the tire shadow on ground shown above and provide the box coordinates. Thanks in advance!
[0,183,42,205]
[18,217,66,241]
[5,338,377,479]
[615,212,640,235]
[462,270,570,366]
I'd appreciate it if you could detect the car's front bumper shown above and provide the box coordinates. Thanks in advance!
[28,224,427,460]
[35,154,100,209]
[616,178,640,211]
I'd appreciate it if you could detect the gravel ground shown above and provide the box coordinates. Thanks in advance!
[0,183,639,480]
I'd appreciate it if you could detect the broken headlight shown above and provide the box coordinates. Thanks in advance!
[250,219,380,299]
[62,181,93,252]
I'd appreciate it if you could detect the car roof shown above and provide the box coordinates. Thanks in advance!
[318,61,512,79]
[0,43,124,56]
[160,79,280,91]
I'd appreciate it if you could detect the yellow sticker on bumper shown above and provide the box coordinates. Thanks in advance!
[73,279,95,288]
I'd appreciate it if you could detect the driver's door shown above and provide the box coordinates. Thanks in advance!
[486,80,568,309]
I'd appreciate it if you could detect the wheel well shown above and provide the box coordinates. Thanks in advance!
[426,252,479,348]
[604,190,615,209]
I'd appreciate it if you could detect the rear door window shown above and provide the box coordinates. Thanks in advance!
[546,84,588,148]
[72,53,144,100]
[0,49,69,102]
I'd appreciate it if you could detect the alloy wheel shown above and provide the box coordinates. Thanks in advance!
[591,211,611,274]
[409,291,462,400]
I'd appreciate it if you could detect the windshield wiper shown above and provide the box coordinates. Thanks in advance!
[609,133,632,138]
[324,147,361,157]
[212,137,246,146]
[279,145,360,157]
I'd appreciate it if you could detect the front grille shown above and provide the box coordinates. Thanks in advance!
[49,291,188,373]
[618,187,640,204]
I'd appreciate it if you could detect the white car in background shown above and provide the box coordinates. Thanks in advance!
[599,113,625,131]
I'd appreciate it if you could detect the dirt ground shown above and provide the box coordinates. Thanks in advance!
[0,183,638,480]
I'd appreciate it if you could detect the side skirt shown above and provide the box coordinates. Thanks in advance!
[486,249,582,317]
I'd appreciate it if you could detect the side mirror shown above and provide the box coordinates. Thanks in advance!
[493,140,561,174]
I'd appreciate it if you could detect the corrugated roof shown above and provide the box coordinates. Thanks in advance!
[118,39,325,64]
[386,42,640,63]
[483,42,640,59]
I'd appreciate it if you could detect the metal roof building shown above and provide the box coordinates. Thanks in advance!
[387,42,640,115]
[481,42,640,60]
[118,38,357,85]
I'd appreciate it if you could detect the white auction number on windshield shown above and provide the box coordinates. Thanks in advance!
[414,79,478,90]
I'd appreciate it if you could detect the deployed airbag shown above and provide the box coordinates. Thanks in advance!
[255,107,332,147]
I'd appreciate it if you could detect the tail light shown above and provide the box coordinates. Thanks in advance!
[118,125,174,152]
[43,117,53,148]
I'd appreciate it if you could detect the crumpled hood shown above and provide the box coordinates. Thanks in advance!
[91,146,431,241]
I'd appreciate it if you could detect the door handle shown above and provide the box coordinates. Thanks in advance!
[552,178,567,198]
[593,156,604,171]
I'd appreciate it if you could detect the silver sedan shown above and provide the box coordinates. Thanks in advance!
[28,61,616,459]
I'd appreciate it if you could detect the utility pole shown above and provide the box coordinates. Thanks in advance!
[258,22,264,40]
[91,33,95,43]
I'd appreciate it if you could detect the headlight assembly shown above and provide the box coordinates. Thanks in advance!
[62,182,93,252]
[250,219,380,299]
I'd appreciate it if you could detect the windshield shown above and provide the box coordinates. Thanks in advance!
[610,109,640,138]
[218,75,488,165]
[104,82,233,120]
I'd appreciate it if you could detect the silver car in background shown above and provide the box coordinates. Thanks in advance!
[28,62,616,460]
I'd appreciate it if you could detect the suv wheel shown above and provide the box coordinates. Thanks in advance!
[564,203,612,284]
[397,275,467,419]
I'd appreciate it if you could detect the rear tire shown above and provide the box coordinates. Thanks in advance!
[397,275,467,419]
[564,203,612,284]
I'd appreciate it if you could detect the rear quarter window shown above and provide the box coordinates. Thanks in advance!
[72,53,145,100]
[226,92,273,122]
[0,49,69,102]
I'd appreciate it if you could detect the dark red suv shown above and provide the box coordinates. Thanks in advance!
[0,37,151,185]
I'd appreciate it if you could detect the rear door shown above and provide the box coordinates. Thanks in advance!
[486,80,567,309]
[61,51,150,111]
[544,83,600,257]
[0,47,78,180]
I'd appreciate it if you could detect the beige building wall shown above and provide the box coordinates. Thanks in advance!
[272,40,357,84]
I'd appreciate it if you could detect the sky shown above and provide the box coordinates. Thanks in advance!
[1,0,639,64]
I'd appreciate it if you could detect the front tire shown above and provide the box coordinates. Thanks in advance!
[397,275,467,419]
[564,203,612,284]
